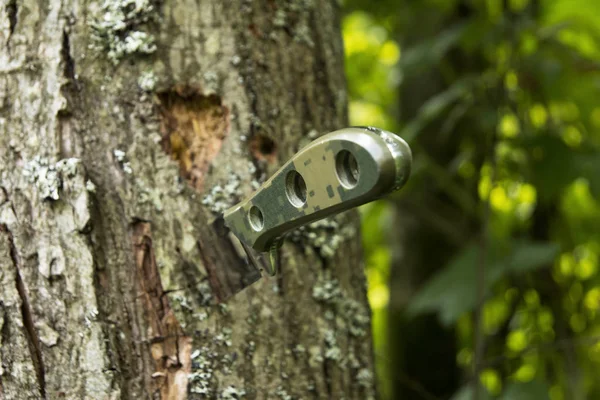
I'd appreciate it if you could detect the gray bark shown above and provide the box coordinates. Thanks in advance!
[0,1,376,399]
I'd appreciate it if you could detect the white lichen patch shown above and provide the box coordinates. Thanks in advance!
[35,321,60,347]
[138,70,157,91]
[294,24,315,47]
[292,344,306,356]
[231,55,242,66]
[0,203,17,227]
[91,0,157,65]
[195,311,208,321]
[86,180,97,193]
[84,307,99,329]
[246,340,256,356]
[214,327,232,347]
[190,345,240,396]
[221,385,246,399]
[202,172,242,214]
[275,386,293,400]
[56,158,80,177]
[113,149,126,162]
[196,280,213,306]
[220,352,236,375]
[290,216,356,259]
[23,157,81,200]
[113,149,133,175]
[273,9,287,27]
[219,303,230,315]
[189,346,215,395]
[202,161,260,214]
[345,301,370,337]
[312,271,370,338]
[136,182,163,210]
[347,351,361,369]
[324,330,341,361]
[356,368,374,388]
[272,1,314,47]
[312,273,342,303]
[172,294,194,314]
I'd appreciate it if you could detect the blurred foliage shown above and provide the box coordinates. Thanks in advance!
[342,0,600,399]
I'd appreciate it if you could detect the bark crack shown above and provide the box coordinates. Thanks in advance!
[60,30,75,81]
[323,357,332,398]
[0,306,7,345]
[6,0,17,38]
[0,225,46,399]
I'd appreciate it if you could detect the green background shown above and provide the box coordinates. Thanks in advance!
[342,0,600,398]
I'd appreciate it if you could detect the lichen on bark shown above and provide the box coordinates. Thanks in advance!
[0,0,375,399]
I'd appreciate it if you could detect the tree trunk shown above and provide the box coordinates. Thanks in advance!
[0,1,376,399]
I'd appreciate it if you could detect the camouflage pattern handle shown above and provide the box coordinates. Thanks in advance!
[223,127,412,252]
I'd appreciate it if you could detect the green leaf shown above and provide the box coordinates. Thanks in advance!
[500,380,550,400]
[407,240,559,325]
[543,0,600,38]
[407,244,479,325]
[505,241,561,274]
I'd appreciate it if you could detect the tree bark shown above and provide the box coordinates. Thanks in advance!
[0,1,376,399]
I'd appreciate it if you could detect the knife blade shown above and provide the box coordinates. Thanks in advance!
[210,126,412,301]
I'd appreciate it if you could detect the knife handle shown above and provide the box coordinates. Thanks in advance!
[223,127,412,252]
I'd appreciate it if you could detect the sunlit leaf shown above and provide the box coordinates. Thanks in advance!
[480,369,502,395]
[507,330,529,352]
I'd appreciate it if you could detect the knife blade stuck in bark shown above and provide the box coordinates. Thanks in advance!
[211,126,412,301]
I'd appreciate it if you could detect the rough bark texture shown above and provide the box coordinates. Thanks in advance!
[0,1,376,399]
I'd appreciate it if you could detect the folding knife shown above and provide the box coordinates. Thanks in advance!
[211,126,412,301]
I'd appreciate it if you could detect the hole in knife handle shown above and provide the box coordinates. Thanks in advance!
[248,206,264,231]
[335,150,359,188]
[285,170,307,208]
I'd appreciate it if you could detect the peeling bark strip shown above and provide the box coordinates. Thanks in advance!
[158,87,229,192]
[0,225,46,399]
[132,222,192,400]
